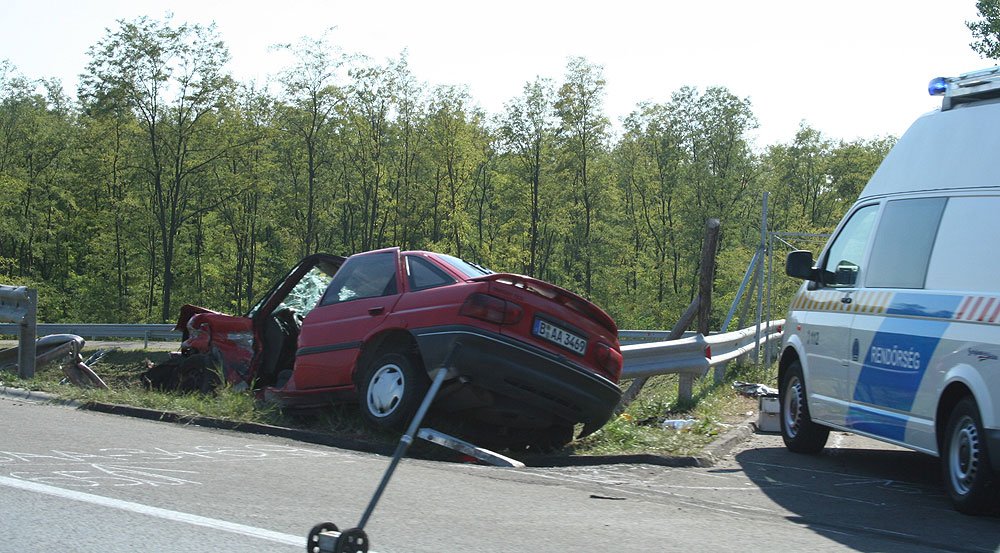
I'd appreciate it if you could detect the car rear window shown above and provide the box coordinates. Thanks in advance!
[437,254,493,279]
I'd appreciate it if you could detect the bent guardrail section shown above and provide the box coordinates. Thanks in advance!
[621,319,784,379]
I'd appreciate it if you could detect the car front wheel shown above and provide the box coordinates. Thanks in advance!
[780,360,829,454]
[942,396,997,514]
[358,351,428,431]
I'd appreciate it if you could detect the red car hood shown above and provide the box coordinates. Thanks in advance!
[470,273,618,336]
[174,304,224,333]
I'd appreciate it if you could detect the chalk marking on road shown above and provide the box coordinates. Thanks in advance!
[861,526,919,539]
[800,489,884,506]
[522,469,777,514]
[677,499,746,516]
[0,475,302,547]
[748,461,937,494]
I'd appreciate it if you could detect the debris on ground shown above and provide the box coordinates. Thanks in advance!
[732,381,778,398]
[141,353,221,394]
[660,418,697,430]
[0,334,108,389]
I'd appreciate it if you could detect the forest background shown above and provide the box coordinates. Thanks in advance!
[3,7,994,329]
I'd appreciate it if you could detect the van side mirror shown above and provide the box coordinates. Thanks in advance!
[834,261,859,286]
[785,250,816,280]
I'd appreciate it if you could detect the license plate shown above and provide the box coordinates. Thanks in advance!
[533,318,587,355]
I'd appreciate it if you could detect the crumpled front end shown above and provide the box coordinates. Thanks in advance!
[173,305,255,387]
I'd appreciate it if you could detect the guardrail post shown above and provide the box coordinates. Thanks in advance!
[19,288,37,378]
[0,285,37,379]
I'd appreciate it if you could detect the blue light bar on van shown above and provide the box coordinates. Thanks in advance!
[931,66,1000,99]
[928,77,948,96]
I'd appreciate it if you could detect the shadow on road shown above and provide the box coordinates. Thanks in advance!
[730,441,999,552]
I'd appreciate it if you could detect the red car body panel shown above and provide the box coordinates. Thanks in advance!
[173,248,623,434]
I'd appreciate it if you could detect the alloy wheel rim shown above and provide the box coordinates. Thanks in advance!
[367,363,405,418]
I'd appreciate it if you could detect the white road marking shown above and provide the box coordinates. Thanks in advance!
[0,475,302,547]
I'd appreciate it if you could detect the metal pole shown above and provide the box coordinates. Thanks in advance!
[765,230,776,363]
[356,346,456,530]
[754,193,768,366]
[18,289,37,379]
[721,249,760,333]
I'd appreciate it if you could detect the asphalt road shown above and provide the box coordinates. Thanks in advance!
[1,393,997,552]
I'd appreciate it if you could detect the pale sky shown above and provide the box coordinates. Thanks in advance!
[0,0,990,147]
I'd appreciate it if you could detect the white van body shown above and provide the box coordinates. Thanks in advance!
[779,67,1000,514]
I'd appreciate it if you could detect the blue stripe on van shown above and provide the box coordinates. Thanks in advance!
[849,317,949,440]
[885,292,963,319]
[845,406,910,442]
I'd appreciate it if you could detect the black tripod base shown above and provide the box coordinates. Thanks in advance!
[307,522,369,553]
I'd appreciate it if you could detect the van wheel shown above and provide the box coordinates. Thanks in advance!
[780,360,829,453]
[942,397,997,514]
[358,351,429,431]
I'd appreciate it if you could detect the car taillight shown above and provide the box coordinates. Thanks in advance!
[460,293,523,325]
[596,342,623,380]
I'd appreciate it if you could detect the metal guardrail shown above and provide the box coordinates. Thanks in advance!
[0,285,37,378]
[621,319,784,379]
[618,330,697,345]
[1,320,784,378]
[0,323,179,347]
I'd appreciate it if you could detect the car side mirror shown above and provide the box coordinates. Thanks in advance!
[785,250,817,280]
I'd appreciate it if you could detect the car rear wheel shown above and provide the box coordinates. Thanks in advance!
[942,396,997,514]
[359,351,429,431]
[780,360,829,454]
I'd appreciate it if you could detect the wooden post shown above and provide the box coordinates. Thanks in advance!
[683,218,720,399]
[615,297,700,414]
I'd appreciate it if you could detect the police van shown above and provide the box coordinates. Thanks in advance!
[780,66,1000,514]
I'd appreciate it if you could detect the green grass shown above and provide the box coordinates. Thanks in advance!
[0,349,778,458]
[572,361,774,456]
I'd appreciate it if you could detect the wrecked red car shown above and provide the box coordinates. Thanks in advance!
[163,248,623,447]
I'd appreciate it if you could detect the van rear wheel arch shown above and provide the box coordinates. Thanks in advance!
[937,382,975,453]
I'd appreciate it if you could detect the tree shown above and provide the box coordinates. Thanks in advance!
[969,0,1000,58]
[80,16,234,322]
[618,102,686,305]
[274,32,345,257]
[555,57,611,296]
[0,62,75,283]
[499,77,556,276]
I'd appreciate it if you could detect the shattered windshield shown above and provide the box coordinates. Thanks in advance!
[247,260,340,318]
[282,267,335,313]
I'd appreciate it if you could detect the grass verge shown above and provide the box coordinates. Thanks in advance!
[0,349,778,458]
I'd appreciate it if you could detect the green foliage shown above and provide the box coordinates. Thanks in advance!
[969,0,1000,59]
[0,17,892,332]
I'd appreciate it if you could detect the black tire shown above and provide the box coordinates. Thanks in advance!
[942,397,997,514]
[504,424,574,453]
[780,359,829,453]
[358,351,429,431]
[540,424,575,452]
